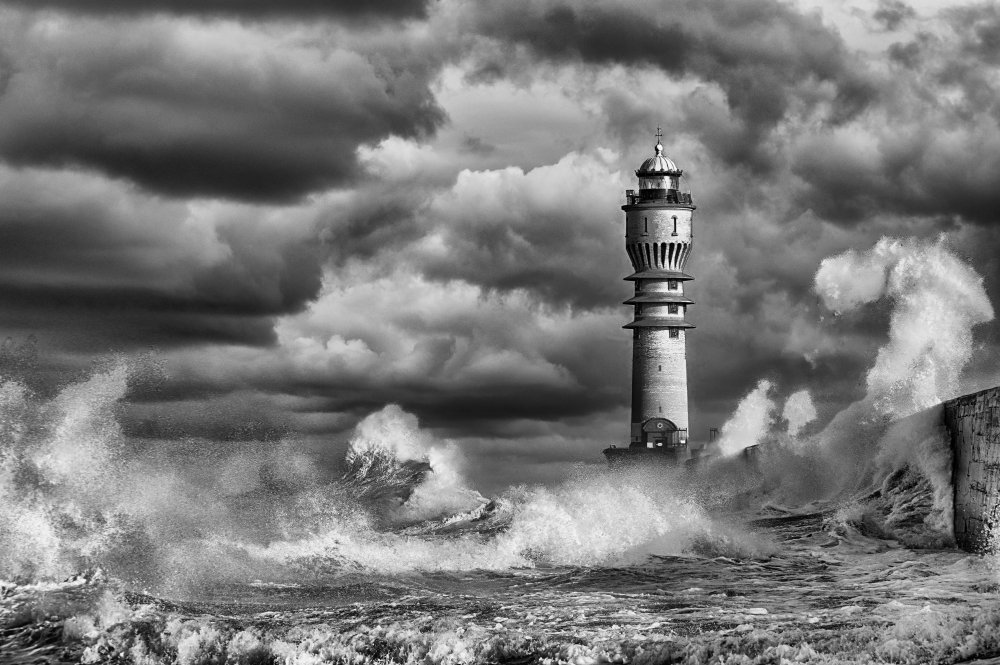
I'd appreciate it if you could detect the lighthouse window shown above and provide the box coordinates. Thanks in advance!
[658,364,662,371]
[669,329,679,339]
[668,304,678,314]
[668,280,678,290]
[643,217,648,234]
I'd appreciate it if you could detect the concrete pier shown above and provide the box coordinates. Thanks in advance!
[945,386,1000,552]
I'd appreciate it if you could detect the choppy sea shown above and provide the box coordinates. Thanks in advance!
[2,365,1000,664]
[4,500,1000,664]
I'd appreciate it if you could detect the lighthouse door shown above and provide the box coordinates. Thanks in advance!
[641,418,678,448]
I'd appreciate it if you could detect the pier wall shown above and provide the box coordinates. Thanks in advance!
[945,387,1000,551]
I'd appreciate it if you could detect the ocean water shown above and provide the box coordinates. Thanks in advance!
[2,237,999,664]
[2,372,999,665]
[3,477,1000,665]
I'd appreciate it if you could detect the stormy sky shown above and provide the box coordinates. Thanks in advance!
[1,0,999,491]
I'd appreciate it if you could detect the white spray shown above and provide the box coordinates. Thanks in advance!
[706,237,992,542]
[810,237,993,537]
[715,379,776,457]
[815,236,993,418]
[0,364,132,580]
[345,405,486,521]
[782,390,817,438]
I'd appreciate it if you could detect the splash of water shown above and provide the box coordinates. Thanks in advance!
[0,363,134,581]
[346,404,436,469]
[344,405,487,522]
[815,236,993,418]
[715,379,776,457]
[701,237,992,546]
[782,390,817,438]
[815,238,990,500]
[799,237,991,542]
[0,365,756,586]
[0,361,332,587]
[250,465,756,573]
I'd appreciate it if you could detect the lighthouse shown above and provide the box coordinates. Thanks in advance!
[606,131,695,461]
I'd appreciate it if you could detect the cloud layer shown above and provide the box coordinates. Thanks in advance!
[2,0,428,19]
[0,0,998,487]
[0,11,445,200]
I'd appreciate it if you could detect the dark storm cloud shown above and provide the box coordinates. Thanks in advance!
[887,39,924,68]
[0,0,427,19]
[0,167,324,352]
[130,260,632,438]
[458,0,878,171]
[0,11,445,201]
[791,8,1000,228]
[319,193,426,268]
[135,358,622,442]
[873,0,917,31]
[265,376,619,427]
[948,2,1000,64]
[0,284,281,349]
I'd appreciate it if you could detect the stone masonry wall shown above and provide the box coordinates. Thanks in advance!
[630,328,688,432]
[945,386,1000,552]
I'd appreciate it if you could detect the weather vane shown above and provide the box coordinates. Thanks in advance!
[655,126,662,143]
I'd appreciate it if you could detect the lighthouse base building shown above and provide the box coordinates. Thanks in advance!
[605,136,696,464]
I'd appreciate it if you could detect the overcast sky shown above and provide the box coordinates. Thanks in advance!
[1,0,998,491]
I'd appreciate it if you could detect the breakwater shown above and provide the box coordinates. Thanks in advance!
[946,386,1000,551]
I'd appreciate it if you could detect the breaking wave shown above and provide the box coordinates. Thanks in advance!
[706,237,993,547]
[0,378,762,593]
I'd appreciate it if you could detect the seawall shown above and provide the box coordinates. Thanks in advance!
[945,386,1000,551]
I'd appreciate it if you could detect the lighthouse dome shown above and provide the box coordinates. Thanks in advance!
[637,142,678,173]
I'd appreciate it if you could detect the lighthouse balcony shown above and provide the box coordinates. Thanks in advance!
[624,269,694,282]
[623,319,695,329]
[624,189,693,206]
[623,293,695,305]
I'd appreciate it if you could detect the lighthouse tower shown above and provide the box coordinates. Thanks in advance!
[620,131,695,454]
